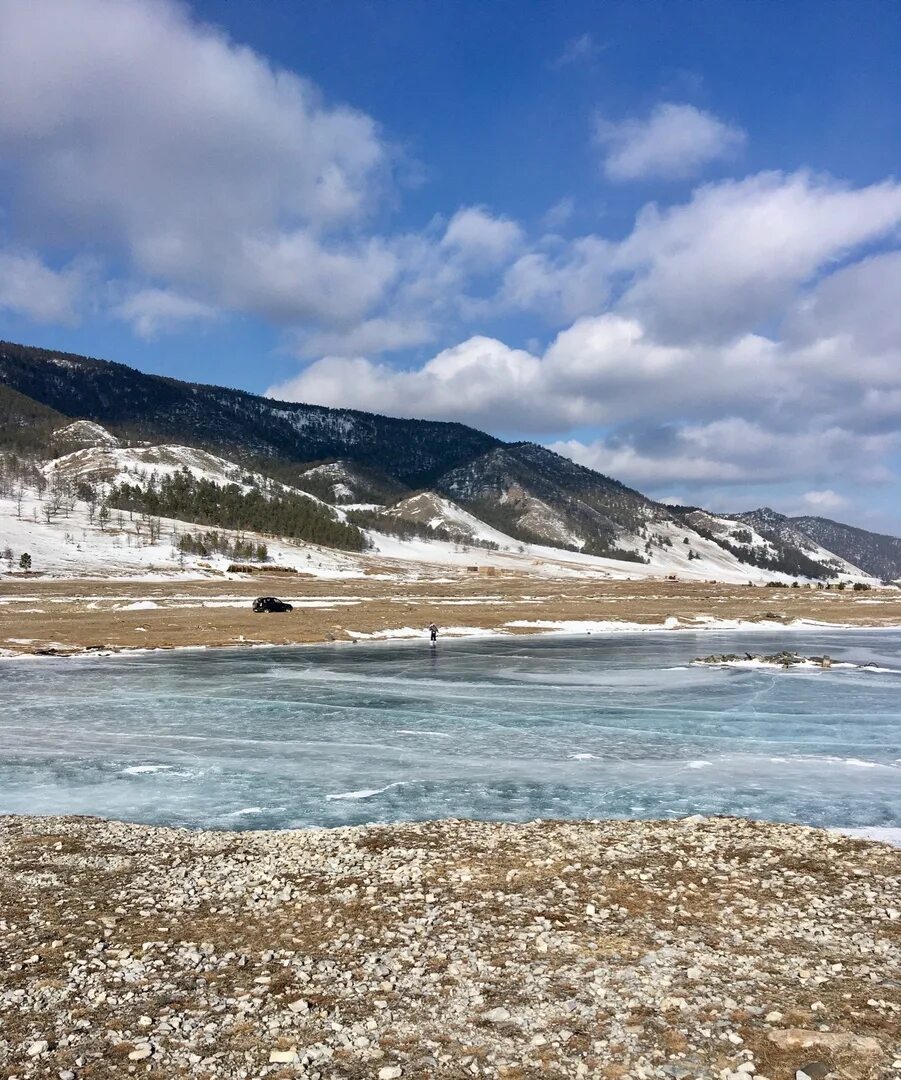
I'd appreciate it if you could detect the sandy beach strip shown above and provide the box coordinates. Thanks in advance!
[0,814,898,1080]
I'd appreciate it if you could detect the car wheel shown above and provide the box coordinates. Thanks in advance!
[286,605,293,612]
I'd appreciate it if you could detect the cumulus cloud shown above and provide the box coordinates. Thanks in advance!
[113,288,218,339]
[595,102,745,181]
[501,237,612,321]
[0,0,391,328]
[490,171,901,336]
[550,421,897,489]
[615,171,901,341]
[786,250,901,357]
[268,337,544,427]
[266,314,783,433]
[0,250,86,324]
[441,207,524,267]
[268,293,901,435]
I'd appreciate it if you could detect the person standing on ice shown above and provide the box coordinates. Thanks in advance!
[428,622,438,644]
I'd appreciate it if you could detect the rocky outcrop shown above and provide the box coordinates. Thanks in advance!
[693,651,836,668]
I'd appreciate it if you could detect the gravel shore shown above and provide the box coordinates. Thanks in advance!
[1,816,898,1080]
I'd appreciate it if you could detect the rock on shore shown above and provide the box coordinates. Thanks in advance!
[0,815,898,1079]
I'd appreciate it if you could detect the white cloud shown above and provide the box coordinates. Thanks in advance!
[0,250,85,324]
[551,33,603,69]
[491,171,901,338]
[551,420,897,489]
[266,314,782,432]
[441,207,524,267]
[595,102,745,181]
[113,288,218,339]
[542,197,575,231]
[299,317,435,358]
[0,0,391,328]
[501,237,612,321]
[787,250,901,358]
[615,171,901,341]
[799,489,849,513]
[0,3,529,345]
[219,233,398,326]
[267,336,545,427]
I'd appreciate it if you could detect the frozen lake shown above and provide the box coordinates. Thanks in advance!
[1,629,899,831]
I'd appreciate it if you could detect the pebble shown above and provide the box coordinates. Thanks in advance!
[0,814,897,1080]
[269,1047,298,1063]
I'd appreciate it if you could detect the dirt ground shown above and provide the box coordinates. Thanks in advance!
[1,572,900,656]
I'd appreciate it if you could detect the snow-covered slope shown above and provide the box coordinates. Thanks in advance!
[0,420,881,585]
[0,474,884,586]
[381,492,520,547]
[715,509,870,579]
[300,462,357,503]
[295,460,409,506]
[42,439,340,517]
[45,444,253,491]
[51,420,121,451]
[2,342,897,586]
[0,486,363,580]
[745,509,901,582]
[437,443,652,557]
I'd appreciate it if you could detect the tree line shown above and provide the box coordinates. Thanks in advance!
[690,523,832,578]
[106,470,366,551]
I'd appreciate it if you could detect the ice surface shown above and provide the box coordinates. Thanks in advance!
[0,629,899,832]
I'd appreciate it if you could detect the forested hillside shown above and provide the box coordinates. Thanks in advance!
[0,339,897,581]
[107,473,367,552]
[0,341,499,486]
[790,516,901,581]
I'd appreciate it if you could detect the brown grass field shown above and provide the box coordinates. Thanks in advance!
[1,573,899,656]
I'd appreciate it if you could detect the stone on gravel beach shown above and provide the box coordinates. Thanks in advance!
[0,815,898,1079]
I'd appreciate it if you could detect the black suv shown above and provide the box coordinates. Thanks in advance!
[252,596,293,613]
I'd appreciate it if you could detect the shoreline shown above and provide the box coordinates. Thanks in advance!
[4,809,901,848]
[3,613,901,662]
[2,813,898,1079]
[3,576,901,658]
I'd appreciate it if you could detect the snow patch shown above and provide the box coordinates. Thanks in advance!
[326,782,404,801]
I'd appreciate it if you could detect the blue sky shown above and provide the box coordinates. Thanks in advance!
[1,0,900,532]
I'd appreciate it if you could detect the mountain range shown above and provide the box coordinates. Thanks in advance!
[1,338,899,582]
